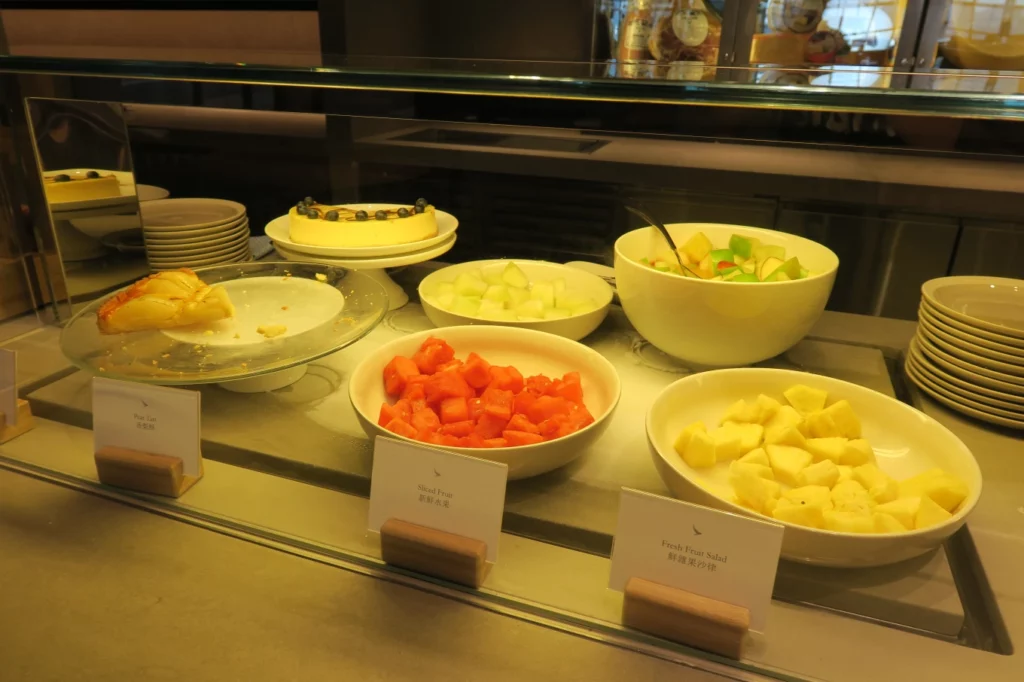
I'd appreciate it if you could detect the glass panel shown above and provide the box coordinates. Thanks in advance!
[608,0,725,80]
[939,0,1024,72]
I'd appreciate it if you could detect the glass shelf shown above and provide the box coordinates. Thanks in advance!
[2,52,1024,120]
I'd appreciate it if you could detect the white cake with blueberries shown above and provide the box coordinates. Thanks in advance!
[288,197,438,248]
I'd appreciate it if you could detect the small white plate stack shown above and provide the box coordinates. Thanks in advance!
[141,198,252,271]
[908,276,1024,430]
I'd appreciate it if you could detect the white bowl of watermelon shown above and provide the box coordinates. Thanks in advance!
[348,326,621,479]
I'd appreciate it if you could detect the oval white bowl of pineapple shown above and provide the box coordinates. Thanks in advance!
[419,260,614,341]
[646,368,982,568]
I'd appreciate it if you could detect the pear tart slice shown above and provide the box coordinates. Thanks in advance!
[97,269,235,334]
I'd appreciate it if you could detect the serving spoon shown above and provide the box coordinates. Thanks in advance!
[624,204,702,278]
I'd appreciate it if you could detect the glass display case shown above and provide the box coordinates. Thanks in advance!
[0,4,1022,681]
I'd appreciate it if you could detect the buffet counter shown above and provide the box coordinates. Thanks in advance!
[1,285,1020,682]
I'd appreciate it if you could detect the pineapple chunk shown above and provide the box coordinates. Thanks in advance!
[822,400,861,439]
[831,480,875,514]
[823,510,875,533]
[730,461,775,481]
[729,468,782,514]
[720,399,759,425]
[681,429,716,468]
[673,422,706,459]
[738,448,769,467]
[852,463,891,491]
[805,410,841,438]
[874,497,920,530]
[899,469,969,513]
[764,424,807,448]
[720,422,764,453]
[916,495,953,529]
[501,262,530,289]
[869,479,899,505]
[782,485,834,510]
[773,498,825,529]
[805,437,848,463]
[766,445,813,487]
[841,439,875,466]
[797,460,840,488]
[764,406,806,444]
[763,497,779,516]
[783,384,828,414]
[755,394,781,423]
[836,465,853,485]
[874,512,907,534]
[709,427,743,461]
[681,231,714,264]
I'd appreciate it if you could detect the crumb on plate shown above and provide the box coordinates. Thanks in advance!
[256,324,287,339]
[315,273,327,282]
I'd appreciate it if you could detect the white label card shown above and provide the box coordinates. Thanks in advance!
[367,436,508,563]
[0,349,16,424]
[609,488,784,632]
[92,377,201,476]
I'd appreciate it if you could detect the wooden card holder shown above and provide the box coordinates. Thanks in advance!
[622,577,750,660]
[379,518,490,588]
[94,446,204,498]
[0,399,34,444]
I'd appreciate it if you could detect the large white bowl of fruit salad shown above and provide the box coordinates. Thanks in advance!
[419,260,614,341]
[615,224,839,366]
[646,368,981,567]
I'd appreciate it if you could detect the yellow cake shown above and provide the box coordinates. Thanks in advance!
[44,170,121,203]
[288,198,438,248]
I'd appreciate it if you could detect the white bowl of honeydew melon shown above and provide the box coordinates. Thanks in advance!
[646,368,981,567]
[418,260,614,341]
[615,224,838,367]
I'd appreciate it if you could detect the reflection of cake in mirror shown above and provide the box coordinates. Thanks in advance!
[288,197,438,247]
[44,170,121,203]
[98,269,235,334]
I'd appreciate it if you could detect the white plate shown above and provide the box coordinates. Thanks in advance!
[918,320,1024,378]
[418,260,614,342]
[646,368,982,567]
[905,360,1024,430]
[272,232,457,269]
[921,298,1024,350]
[141,198,246,232]
[145,225,250,254]
[348,325,621,480]
[922,276,1024,341]
[148,244,250,268]
[144,215,248,241]
[915,333,1024,390]
[917,313,1024,367]
[909,338,1024,406]
[264,205,459,258]
[138,184,170,202]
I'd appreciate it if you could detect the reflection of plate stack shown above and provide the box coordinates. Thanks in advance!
[265,203,459,311]
[906,276,1024,430]
[141,198,252,272]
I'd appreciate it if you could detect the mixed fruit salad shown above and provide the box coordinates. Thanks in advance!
[674,384,969,533]
[379,337,595,449]
[642,231,813,282]
[424,262,600,322]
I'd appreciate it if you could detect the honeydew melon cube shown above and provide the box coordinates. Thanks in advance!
[899,469,969,513]
[673,422,707,460]
[434,281,455,296]
[434,292,456,310]
[530,282,555,308]
[478,299,506,316]
[915,495,953,529]
[682,430,716,469]
[481,265,505,286]
[543,308,572,320]
[783,384,828,414]
[515,300,546,319]
[874,497,919,530]
[738,448,770,467]
[805,437,847,463]
[822,400,861,439]
[773,498,825,528]
[782,485,834,511]
[730,460,775,481]
[766,445,813,487]
[507,287,531,306]
[729,467,781,514]
[451,296,481,317]
[553,278,566,301]
[454,273,488,297]
[841,439,875,466]
[479,308,519,322]
[729,234,759,259]
[797,459,840,489]
[482,284,511,303]
[874,512,907,534]
[502,262,530,289]
[823,510,874,533]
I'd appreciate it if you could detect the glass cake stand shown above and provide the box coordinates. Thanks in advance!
[61,262,388,392]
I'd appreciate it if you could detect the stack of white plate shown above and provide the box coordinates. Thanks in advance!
[907,276,1024,430]
[141,198,251,271]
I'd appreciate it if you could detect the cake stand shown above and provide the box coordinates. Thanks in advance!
[271,233,457,310]
[60,262,389,393]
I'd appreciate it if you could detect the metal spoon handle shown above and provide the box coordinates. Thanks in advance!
[624,205,700,278]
